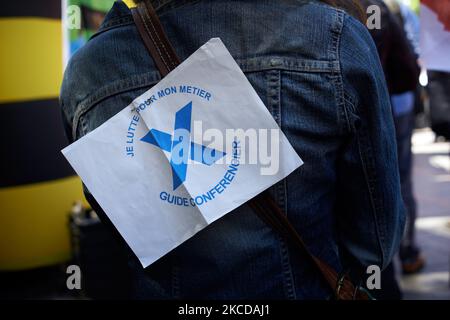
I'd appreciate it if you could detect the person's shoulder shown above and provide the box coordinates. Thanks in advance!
[300,1,374,56]
[60,39,96,110]
[301,1,345,25]
[301,1,367,38]
[337,4,375,54]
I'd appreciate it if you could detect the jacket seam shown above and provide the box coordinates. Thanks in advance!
[71,54,340,141]
[339,15,386,267]
[329,9,347,135]
[265,69,296,299]
[238,57,340,74]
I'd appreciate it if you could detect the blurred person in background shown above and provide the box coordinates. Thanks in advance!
[60,0,405,299]
[428,71,450,142]
[384,0,424,275]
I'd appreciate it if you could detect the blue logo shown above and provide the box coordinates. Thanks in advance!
[140,101,226,190]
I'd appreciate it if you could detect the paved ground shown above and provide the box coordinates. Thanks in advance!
[400,128,450,300]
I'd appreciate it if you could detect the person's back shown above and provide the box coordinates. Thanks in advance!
[60,0,405,299]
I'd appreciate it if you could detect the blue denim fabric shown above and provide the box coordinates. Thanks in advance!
[60,0,405,299]
[391,91,415,117]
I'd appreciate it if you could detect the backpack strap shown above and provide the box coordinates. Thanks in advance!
[130,0,369,300]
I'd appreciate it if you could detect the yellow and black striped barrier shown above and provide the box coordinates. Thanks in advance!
[0,0,87,271]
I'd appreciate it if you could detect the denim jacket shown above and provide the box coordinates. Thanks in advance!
[60,0,405,299]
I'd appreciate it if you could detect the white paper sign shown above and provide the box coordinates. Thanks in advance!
[62,38,303,267]
[420,3,450,72]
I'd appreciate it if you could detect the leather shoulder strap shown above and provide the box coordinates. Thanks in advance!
[248,193,369,300]
[130,0,368,300]
[131,0,180,77]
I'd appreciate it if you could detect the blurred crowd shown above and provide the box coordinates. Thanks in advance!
[362,0,450,299]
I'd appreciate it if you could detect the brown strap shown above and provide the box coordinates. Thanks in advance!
[248,193,369,300]
[131,0,180,77]
[130,0,368,300]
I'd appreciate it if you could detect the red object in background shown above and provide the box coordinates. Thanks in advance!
[422,0,450,31]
